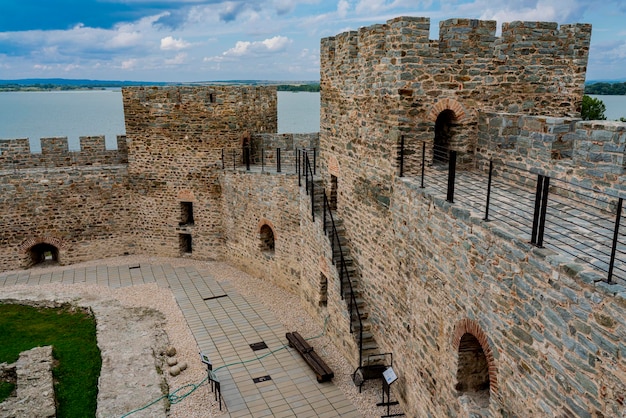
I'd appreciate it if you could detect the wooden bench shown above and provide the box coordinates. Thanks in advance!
[286,331,334,383]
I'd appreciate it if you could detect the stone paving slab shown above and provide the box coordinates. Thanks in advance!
[0,263,360,418]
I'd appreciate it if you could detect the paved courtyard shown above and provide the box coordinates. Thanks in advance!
[0,263,361,418]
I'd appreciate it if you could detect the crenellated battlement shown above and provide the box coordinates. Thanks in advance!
[0,135,128,170]
[322,16,591,64]
[321,15,591,121]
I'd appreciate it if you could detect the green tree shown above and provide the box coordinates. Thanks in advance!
[581,95,606,120]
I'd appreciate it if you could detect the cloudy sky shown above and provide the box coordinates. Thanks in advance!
[0,0,625,82]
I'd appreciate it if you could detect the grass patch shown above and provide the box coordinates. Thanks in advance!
[0,380,16,403]
[0,303,101,417]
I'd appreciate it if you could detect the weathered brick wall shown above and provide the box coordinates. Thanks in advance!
[0,163,135,271]
[0,136,134,271]
[314,15,625,418]
[122,86,277,259]
[383,180,626,417]
[0,136,128,169]
[220,170,302,292]
[477,113,626,209]
[249,133,318,168]
[321,17,591,173]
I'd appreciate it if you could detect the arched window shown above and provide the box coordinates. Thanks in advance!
[27,243,59,267]
[456,333,490,408]
[434,109,457,164]
[259,224,275,254]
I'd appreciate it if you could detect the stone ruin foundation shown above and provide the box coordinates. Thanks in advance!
[0,346,56,418]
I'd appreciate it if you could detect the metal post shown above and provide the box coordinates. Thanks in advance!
[446,150,457,203]
[297,149,301,187]
[277,148,281,173]
[531,174,543,245]
[323,192,327,234]
[484,159,493,221]
[311,170,315,221]
[305,155,309,194]
[607,197,623,284]
[536,176,550,247]
[399,135,404,178]
[420,141,426,189]
[221,149,224,169]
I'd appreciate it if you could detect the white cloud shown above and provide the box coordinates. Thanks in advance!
[107,31,143,48]
[160,36,190,50]
[165,52,188,65]
[223,35,291,56]
[121,59,138,70]
[338,0,350,18]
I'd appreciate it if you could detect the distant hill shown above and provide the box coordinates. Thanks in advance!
[0,78,171,87]
[0,78,319,92]
[585,81,626,95]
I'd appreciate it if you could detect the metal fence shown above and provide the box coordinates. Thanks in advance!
[221,147,317,174]
[399,140,625,285]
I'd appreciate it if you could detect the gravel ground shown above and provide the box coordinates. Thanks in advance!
[0,256,405,417]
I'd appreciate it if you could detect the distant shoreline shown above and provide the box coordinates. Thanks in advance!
[0,80,320,93]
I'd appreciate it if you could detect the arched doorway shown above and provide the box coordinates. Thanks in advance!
[27,243,60,267]
[259,224,275,255]
[456,333,490,407]
[452,318,497,413]
[434,109,457,164]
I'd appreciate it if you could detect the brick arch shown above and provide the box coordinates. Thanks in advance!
[257,218,276,238]
[258,218,276,254]
[327,155,340,177]
[177,189,196,202]
[19,235,66,252]
[452,318,498,394]
[427,98,468,123]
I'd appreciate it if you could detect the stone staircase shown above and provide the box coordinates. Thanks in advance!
[300,156,386,387]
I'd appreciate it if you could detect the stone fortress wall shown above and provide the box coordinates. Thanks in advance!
[0,135,134,269]
[0,15,625,418]
[315,16,624,418]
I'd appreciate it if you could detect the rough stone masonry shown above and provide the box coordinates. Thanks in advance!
[0,15,625,418]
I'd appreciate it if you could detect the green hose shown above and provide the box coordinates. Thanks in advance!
[121,316,329,417]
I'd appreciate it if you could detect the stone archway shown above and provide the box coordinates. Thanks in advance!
[434,109,457,163]
[452,318,497,411]
[257,219,276,255]
[427,98,470,164]
[20,236,65,268]
[27,243,60,267]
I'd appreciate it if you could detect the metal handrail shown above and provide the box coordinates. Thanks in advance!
[304,153,315,221]
[398,139,625,284]
[322,191,364,369]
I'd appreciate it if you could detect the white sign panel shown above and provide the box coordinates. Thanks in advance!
[383,367,398,385]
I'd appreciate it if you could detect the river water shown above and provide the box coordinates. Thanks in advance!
[0,90,623,152]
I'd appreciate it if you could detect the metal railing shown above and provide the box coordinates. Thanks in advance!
[221,146,317,174]
[298,151,364,368]
[398,139,626,285]
[322,191,364,369]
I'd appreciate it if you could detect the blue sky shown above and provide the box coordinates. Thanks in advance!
[0,0,625,82]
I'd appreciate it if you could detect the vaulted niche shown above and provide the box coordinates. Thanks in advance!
[434,109,457,164]
[179,233,192,254]
[180,202,194,226]
[259,224,275,255]
[456,333,490,408]
[28,243,59,267]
